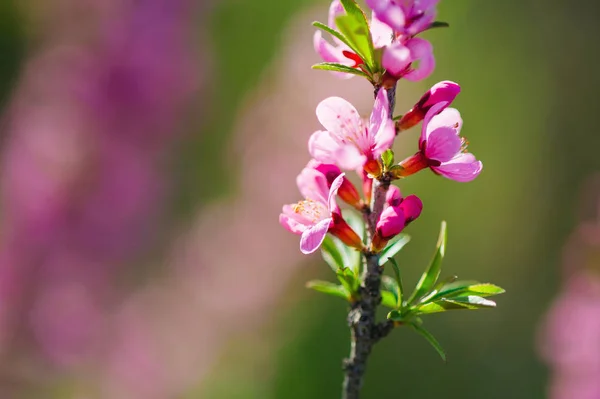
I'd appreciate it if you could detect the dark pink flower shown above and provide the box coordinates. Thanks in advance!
[382,38,435,81]
[372,188,422,250]
[366,0,439,36]
[398,81,461,131]
[396,102,482,182]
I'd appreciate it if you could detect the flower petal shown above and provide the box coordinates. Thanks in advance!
[433,153,483,182]
[366,0,406,32]
[279,206,309,234]
[300,218,332,254]
[399,195,423,223]
[370,12,394,48]
[313,31,354,80]
[369,88,394,157]
[403,38,435,82]
[308,130,341,164]
[296,167,329,204]
[385,185,403,207]
[382,42,411,77]
[426,107,463,137]
[425,127,462,162]
[328,0,345,30]
[316,96,364,140]
[328,173,345,211]
[333,145,367,170]
[376,205,406,239]
[421,101,448,143]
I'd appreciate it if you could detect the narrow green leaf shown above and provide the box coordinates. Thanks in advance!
[381,291,398,309]
[381,275,400,308]
[338,0,376,66]
[432,282,506,301]
[378,234,411,265]
[335,0,374,69]
[306,280,350,300]
[429,21,450,29]
[336,269,356,295]
[312,63,368,77]
[312,21,357,54]
[387,309,405,322]
[392,114,403,121]
[388,257,403,306]
[410,323,447,362]
[321,235,346,272]
[408,221,447,304]
[381,149,394,170]
[415,296,497,315]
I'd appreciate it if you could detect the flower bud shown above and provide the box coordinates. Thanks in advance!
[330,212,364,251]
[399,195,423,224]
[372,205,405,251]
[397,81,460,131]
[385,185,402,207]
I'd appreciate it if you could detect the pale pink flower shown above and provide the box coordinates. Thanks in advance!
[366,0,439,36]
[398,81,461,131]
[280,173,362,254]
[313,0,358,78]
[308,88,395,170]
[396,102,482,182]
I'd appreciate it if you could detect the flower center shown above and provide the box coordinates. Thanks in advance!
[293,199,329,223]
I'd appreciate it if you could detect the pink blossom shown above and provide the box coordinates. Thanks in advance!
[313,0,360,79]
[366,0,439,36]
[398,81,461,131]
[308,88,395,170]
[280,173,362,254]
[382,37,434,81]
[396,102,482,182]
[308,160,363,208]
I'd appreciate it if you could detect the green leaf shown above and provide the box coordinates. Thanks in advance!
[408,221,447,304]
[432,281,505,301]
[381,275,400,308]
[321,235,346,272]
[306,280,350,300]
[381,149,394,170]
[378,234,411,266]
[392,114,403,121]
[337,267,359,294]
[409,323,446,362]
[387,309,404,322]
[415,296,497,315]
[429,21,450,29]
[312,62,368,77]
[312,21,356,54]
[381,291,398,309]
[335,0,375,68]
[388,257,403,306]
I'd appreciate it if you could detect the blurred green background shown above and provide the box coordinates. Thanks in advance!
[1,0,599,398]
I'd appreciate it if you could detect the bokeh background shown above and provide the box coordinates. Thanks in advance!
[0,0,598,398]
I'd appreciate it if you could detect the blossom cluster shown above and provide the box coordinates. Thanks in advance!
[280,0,482,254]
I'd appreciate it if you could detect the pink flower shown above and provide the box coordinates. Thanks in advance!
[372,186,422,251]
[313,0,362,79]
[396,102,482,182]
[366,0,439,36]
[382,38,435,81]
[398,81,461,131]
[307,161,363,209]
[280,173,363,254]
[309,88,395,170]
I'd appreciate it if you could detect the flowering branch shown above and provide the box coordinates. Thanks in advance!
[279,1,505,398]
